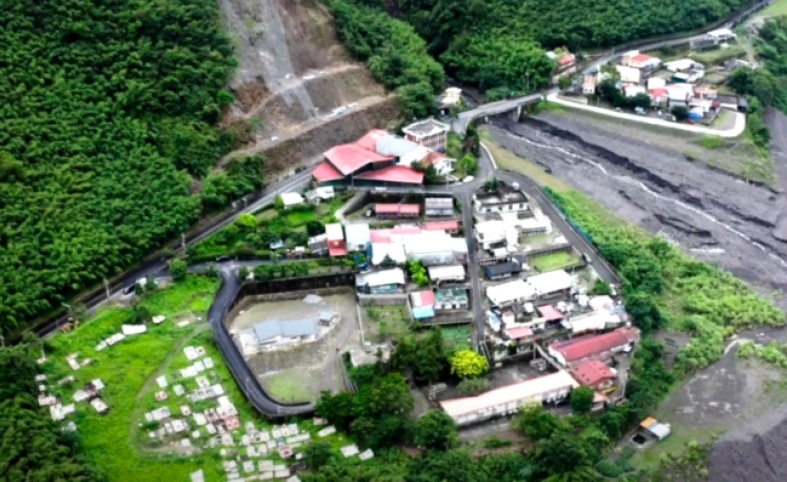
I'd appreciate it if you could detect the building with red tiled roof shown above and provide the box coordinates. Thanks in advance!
[375,203,421,218]
[312,129,425,187]
[548,327,640,367]
[537,305,564,322]
[571,360,616,391]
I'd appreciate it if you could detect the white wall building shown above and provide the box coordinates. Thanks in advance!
[345,224,371,252]
[402,119,451,151]
[279,192,305,208]
[428,264,466,284]
[486,279,536,307]
[474,220,519,250]
[615,65,641,84]
[440,371,579,426]
[525,270,574,298]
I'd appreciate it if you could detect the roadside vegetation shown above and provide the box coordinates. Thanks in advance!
[545,187,784,373]
[530,251,581,272]
[191,193,352,261]
[729,17,787,152]
[0,0,266,334]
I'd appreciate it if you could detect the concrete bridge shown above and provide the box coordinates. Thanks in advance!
[451,92,544,134]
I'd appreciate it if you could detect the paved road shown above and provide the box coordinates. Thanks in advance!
[547,93,747,137]
[35,170,313,338]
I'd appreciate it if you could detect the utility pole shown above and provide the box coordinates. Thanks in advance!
[0,334,5,348]
[103,278,110,301]
[181,233,186,252]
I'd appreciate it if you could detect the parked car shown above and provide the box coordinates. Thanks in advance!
[582,252,592,264]
[462,176,474,183]
[122,284,136,295]
[216,255,231,262]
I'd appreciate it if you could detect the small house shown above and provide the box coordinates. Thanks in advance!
[410,291,436,320]
[402,119,451,152]
[639,417,672,441]
[484,261,522,280]
[355,268,406,294]
[571,360,617,391]
[325,223,346,257]
[424,197,454,217]
[279,192,305,208]
[434,288,469,311]
[345,224,371,252]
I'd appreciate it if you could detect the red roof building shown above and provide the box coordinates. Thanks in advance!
[324,144,392,175]
[423,220,460,233]
[375,203,421,218]
[537,305,564,322]
[559,54,576,67]
[354,165,424,184]
[507,326,533,340]
[571,360,616,391]
[313,130,425,186]
[548,327,640,367]
[355,129,389,151]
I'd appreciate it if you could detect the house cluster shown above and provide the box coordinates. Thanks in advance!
[440,323,640,427]
[689,28,737,51]
[237,312,338,355]
[312,119,454,187]
[547,49,577,69]
[473,183,552,261]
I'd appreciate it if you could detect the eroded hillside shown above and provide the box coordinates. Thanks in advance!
[218,0,400,174]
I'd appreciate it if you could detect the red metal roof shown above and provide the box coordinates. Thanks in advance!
[312,161,345,182]
[370,229,392,243]
[550,327,640,363]
[423,220,460,231]
[412,290,435,307]
[375,203,421,215]
[649,88,669,98]
[355,129,389,152]
[392,225,421,234]
[572,360,615,387]
[324,144,393,176]
[355,165,424,184]
[537,305,564,322]
[630,54,651,63]
[559,54,576,66]
[507,326,533,340]
[328,247,348,257]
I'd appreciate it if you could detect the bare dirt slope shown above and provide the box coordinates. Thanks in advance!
[218,0,399,171]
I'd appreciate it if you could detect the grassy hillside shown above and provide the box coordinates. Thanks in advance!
[0,0,265,332]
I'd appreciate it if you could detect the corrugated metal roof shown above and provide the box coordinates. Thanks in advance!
[355,165,424,184]
[355,268,405,287]
[537,305,563,321]
[324,144,393,175]
[485,262,521,277]
[375,135,422,156]
[550,327,640,363]
[572,360,615,386]
[313,161,345,182]
[375,203,420,215]
[440,371,579,417]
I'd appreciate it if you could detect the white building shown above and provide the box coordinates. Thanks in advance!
[370,242,407,265]
[525,270,574,298]
[473,190,529,214]
[440,371,579,426]
[564,311,620,334]
[647,77,666,90]
[402,119,451,152]
[486,279,536,307]
[665,58,704,73]
[279,192,305,208]
[355,268,406,294]
[707,28,735,42]
[403,232,467,266]
[304,186,335,204]
[615,65,641,84]
[375,135,430,167]
[345,224,371,252]
[428,264,466,284]
[474,220,518,250]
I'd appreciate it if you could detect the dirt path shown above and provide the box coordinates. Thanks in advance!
[128,322,211,454]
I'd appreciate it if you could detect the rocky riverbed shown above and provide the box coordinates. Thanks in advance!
[489,113,787,305]
[489,110,787,480]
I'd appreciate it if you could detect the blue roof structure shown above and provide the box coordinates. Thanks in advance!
[253,320,320,342]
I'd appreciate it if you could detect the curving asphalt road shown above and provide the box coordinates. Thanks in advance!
[205,266,315,416]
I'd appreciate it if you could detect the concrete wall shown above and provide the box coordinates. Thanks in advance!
[358,293,408,306]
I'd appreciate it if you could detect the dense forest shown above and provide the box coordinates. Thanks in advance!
[330,0,756,95]
[728,17,787,149]
[0,341,105,481]
[0,0,264,332]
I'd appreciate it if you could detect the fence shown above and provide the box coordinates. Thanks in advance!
[357,293,408,306]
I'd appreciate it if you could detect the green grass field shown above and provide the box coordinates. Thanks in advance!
[760,0,787,17]
[259,370,316,403]
[364,305,412,343]
[530,251,581,272]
